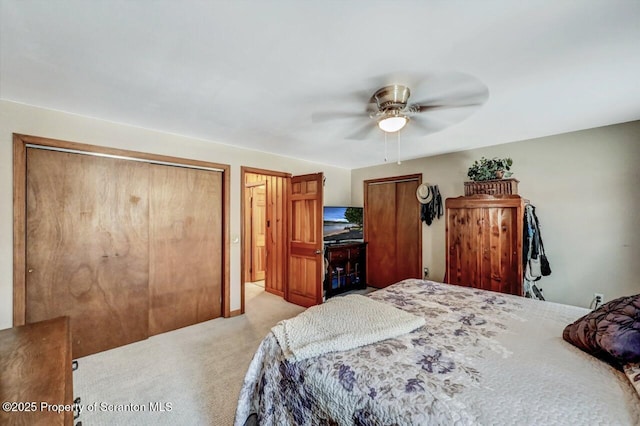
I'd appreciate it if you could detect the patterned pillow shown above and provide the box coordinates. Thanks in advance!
[562,294,640,365]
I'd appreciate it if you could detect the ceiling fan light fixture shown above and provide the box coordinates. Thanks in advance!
[378,115,408,133]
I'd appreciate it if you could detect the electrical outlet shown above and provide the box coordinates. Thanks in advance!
[423,267,429,279]
[594,293,604,304]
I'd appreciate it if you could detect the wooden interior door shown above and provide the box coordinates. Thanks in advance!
[287,173,323,307]
[25,148,150,358]
[364,175,422,288]
[148,164,223,335]
[243,170,288,298]
[250,184,266,282]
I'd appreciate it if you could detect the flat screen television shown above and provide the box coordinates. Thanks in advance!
[323,206,364,244]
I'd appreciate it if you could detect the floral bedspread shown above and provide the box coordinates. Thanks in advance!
[234,279,640,425]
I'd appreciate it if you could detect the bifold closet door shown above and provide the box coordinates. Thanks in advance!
[148,164,223,335]
[26,149,150,358]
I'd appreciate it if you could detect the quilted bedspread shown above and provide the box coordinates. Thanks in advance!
[235,279,640,425]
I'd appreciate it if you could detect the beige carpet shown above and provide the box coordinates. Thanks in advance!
[74,283,304,425]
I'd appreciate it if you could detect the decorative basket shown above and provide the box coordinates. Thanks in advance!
[464,178,519,196]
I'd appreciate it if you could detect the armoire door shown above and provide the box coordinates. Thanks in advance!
[446,195,524,296]
[148,164,223,335]
[287,173,323,307]
[364,175,422,288]
[26,148,150,358]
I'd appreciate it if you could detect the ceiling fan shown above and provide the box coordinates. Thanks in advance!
[312,72,489,140]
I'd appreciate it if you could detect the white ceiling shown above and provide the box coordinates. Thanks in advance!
[1,1,639,169]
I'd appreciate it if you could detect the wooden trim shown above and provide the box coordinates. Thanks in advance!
[222,161,231,318]
[445,194,526,209]
[14,134,227,171]
[228,309,242,318]
[242,166,291,179]
[13,135,27,326]
[13,133,232,323]
[240,168,246,315]
[363,173,422,186]
[283,176,291,302]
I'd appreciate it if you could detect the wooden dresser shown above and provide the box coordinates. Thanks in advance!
[0,317,74,425]
[445,195,525,296]
[324,242,367,298]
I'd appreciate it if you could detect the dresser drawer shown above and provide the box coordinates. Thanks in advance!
[328,248,348,262]
[349,247,362,258]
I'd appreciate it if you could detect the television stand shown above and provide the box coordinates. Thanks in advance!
[324,242,367,299]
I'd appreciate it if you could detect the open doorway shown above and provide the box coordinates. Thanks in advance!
[241,167,290,313]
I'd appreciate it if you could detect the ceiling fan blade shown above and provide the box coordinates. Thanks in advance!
[408,115,451,135]
[311,111,369,123]
[412,78,489,106]
[410,102,483,113]
[299,88,374,105]
[345,123,377,140]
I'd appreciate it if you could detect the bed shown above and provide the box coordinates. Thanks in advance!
[235,279,640,425]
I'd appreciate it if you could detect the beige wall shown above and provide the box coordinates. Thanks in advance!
[352,120,640,308]
[0,100,351,330]
[2,99,637,327]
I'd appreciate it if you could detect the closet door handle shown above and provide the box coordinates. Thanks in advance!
[315,250,322,255]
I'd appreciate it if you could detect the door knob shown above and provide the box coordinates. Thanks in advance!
[315,250,322,254]
[28,268,34,273]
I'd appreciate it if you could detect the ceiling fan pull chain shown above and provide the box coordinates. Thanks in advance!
[397,130,402,165]
[384,132,388,162]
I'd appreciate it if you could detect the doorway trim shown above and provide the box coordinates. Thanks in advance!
[13,133,232,325]
[240,166,291,314]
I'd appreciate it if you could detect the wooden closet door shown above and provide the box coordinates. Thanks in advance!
[149,164,223,335]
[365,176,422,288]
[26,149,150,358]
[395,180,421,281]
[366,182,398,287]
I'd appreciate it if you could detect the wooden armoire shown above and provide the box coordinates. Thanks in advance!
[445,194,525,296]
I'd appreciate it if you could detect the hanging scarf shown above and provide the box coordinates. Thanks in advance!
[420,185,443,226]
